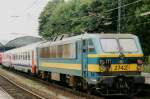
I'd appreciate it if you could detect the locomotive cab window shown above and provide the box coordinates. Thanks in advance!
[100,38,119,52]
[119,38,138,52]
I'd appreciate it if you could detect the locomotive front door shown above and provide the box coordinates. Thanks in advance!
[81,39,88,77]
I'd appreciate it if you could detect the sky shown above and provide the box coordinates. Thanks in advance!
[0,0,49,44]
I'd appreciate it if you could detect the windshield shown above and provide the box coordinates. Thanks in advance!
[119,39,138,52]
[100,38,138,52]
[100,39,119,52]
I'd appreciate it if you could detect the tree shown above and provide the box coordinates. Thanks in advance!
[39,0,107,39]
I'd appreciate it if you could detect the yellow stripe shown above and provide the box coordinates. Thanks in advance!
[40,62,81,70]
[88,64,138,72]
[88,54,143,58]
[40,62,138,72]
[88,64,104,72]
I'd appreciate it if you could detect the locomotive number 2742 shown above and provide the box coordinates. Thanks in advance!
[113,64,129,71]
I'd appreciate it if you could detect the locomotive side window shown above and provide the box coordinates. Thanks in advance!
[57,45,63,58]
[51,46,56,58]
[88,39,95,52]
[119,39,138,52]
[100,39,119,52]
[63,44,69,58]
[63,43,76,58]
[40,48,45,58]
[45,47,49,58]
[40,43,76,59]
[49,47,52,58]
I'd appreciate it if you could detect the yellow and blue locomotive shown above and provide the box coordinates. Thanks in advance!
[38,34,144,95]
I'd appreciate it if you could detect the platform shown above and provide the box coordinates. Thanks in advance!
[0,87,13,99]
[142,72,150,84]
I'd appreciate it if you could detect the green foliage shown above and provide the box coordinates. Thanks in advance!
[39,0,150,55]
[123,0,150,55]
[39,0,107,39]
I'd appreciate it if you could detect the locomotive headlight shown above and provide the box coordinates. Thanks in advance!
[137,59,143,65]
[137,59,143,71]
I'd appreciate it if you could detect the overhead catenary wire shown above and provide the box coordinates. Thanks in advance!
[104,0,143,13]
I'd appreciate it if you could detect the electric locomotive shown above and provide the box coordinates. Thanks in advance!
[38,34,144,95]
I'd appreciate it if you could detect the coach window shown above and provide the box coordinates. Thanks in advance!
[28,52,30,60]
[21,53,23,60]
[17,54,19,60]
[20,53,21,60]
[26,52,28,60]
[21,53,22,60]
[19,53,21,60]
[23,53,24,60]
[24,52,26,60]
[22,53,23,60]
[13,54,15,60]
[22,53,24,60]
[18,54,20,60]
[23,52,25,60]
[16,54,18,60]
[25,52,27,60]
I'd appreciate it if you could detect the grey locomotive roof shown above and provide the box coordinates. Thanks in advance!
[38,33,137,48]
[98,33,136,38]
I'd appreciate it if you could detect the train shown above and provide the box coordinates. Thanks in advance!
[2,33,145,96]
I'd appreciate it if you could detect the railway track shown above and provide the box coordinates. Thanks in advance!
[1,66,150,99]
[0,67,103,99]
[11,71,103,99]
[0,74,45,99]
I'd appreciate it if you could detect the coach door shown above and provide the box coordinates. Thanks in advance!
[32,51,36,74]
[82,39,88,77]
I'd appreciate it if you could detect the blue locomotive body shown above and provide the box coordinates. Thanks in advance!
[37,34,144,95]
